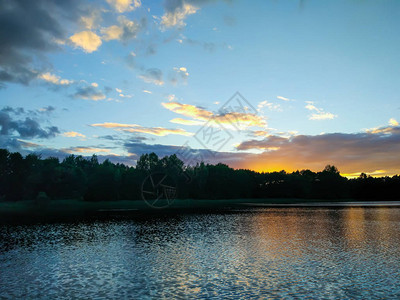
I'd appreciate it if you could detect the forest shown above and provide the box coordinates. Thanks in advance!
[0,148,399,202]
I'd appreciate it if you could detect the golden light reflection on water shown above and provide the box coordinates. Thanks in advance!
[343,207,366,246]
[247,206,400,265]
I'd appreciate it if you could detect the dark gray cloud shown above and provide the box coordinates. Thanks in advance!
[145,44,157,55]
[0,0,85,87]
[7,146,137,166]
[168,67,189,85]
[180,37,232,53]
[138,68,164,85]
[124,142,182,158]
[38,105,56,115]
[0,136,23,150]
[118,16,147,43]
[104,86,113,94]
[73,85,106,101]
[0,108,59,139]
[1,106,56,119]
[98,135,119,141]
[1,106,25,115]
[123,141,233,166]
[125,53,136,69]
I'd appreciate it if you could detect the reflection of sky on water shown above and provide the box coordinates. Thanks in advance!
[1,208,400,298]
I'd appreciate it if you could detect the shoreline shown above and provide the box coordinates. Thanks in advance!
[1,198,400,223]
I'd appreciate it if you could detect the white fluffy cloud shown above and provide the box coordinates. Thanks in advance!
[38,72,73,85]
[161,3,198,28]
[305,101,337,121]
[101,25,123,41]
[69,31,102,53]
[62,131,86,138]
[106,0,141,13]
[389,118,399,126]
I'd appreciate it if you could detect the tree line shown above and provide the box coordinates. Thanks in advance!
[0,148,399,202]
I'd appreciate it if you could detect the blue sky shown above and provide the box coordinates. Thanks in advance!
[1,0,399,176]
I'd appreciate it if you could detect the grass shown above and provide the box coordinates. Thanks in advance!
[0,197,357,220]
[1,198,398,224]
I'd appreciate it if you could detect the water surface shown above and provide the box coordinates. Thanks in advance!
[1,207,400,299]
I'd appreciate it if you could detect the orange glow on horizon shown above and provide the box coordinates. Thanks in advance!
[231,161,398,178]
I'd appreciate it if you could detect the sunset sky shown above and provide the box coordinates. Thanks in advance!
[1,0,399,177]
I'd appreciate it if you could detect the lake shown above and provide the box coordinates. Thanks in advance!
[1,206,400,299]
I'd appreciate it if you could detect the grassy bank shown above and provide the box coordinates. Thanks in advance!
[4,197,400,224]
[0,197,359,222]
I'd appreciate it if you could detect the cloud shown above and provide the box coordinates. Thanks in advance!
[106,0,141,13]
[236,136,289,151]
[169,67,189,84]
[69,31,102,53]
[38,72,73,85]
[0,107,59,139]
[138,68,164,85]
[91,122,193,136]
[162,101,266,128]
[305,101,337,120]
[257,100,282,112]
[234,126,400,175]
[62,146,113,154]
[389,118,399,126]
[170,118,204,126]
[1,107,25,115]
[251,130,270,137]
[124,142,183,158]
[119,16,144,42]
[365,121,400,135]
[91,122,134,129]
[0,0,86,87]
[161,3,198,28]
[123,141,222,166]
[17,139,41,149]
[1,143,136,166]
[142,90,152,94]
[73,85,106,101]
[167,94,177,101]
[162,101,212,120]
[101,25,123,41]
[80,10,102,30]
[38,106,56,113]
[102,16,143,43]
[309,112,336,120]
[277,96,290,101]
[62,131,86,138]
[123,127,192,136]
[304,102,318,111]
[178,35,218,52]
[119,93,132,98]
[122,140,255,167]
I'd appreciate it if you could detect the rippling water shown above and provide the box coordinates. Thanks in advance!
[1,207,400,299]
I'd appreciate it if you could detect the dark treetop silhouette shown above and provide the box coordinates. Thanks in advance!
[0,148,399,202]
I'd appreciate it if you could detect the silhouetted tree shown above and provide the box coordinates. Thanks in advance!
[0,148,399,202]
